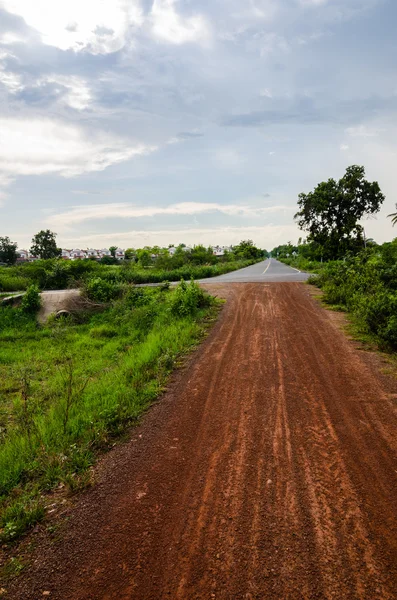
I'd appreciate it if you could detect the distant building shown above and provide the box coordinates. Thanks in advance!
[86,249,99,259]
[70,249,87,260]
[98,248,112,258]
[212,245,232,256]
[17,249,29,261]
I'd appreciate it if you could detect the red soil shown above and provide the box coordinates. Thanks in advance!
[8,283,397,599]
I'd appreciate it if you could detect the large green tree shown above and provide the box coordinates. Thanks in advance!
[294,165,385,260]
[233,240,262,259]
[0,236,18,265]
[30,230,61,259]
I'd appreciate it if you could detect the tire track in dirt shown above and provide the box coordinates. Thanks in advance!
[9,283,397,600]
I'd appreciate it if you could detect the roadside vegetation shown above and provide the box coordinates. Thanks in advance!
[0,240,265,293]
[273,165,397,351]
[0,280,218,545]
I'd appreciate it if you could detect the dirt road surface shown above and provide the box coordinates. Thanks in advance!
[10,283,397,599]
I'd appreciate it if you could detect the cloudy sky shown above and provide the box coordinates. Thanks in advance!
[0,0,396,250]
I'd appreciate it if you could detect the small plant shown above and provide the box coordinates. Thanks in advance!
[58,357,90,435]
[13,367,36,447]
[1,556,26,579]
[0,499,45,543]
[20,285,41,313]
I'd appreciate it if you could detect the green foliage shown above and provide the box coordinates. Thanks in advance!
[306,240,397,349]
[295,165,385,260]
[233,240,263,260]
[0,236,18,265]
[0,251,261,293]
[0,274,29,292]
[136,248,152,268]
[21,285,41,313]
[170,279,212,317]
[124,248,136,261]
[100,255,119,265]
[0,498,45,543]
[83,277,122,303]
[30,229,61,260]
[0,283,218,542]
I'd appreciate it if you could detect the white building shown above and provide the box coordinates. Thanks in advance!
[212,245,232,256]
[86,249,99,259]
[70,249,87,260]
[17,249,29,261]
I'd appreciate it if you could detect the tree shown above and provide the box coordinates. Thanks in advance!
[30,230,61,259]
[295,165,385,260]
[124,248,136,260]
[136,248,152,268]
[233,240,262,259]
[0,236,18,265]
[387,204,397,226]
[190,245,216,265]
[109,246,117,258]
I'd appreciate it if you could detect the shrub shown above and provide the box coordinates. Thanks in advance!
[170,279,211,317]
[21,285,41,313]
[83,277,122,303]
[0,275,29,292]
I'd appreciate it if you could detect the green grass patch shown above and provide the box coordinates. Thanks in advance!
[0,257,261,292]
[0,281,219,543]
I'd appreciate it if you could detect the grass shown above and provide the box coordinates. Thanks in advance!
[0,258,261,292]
[0,282,220,545]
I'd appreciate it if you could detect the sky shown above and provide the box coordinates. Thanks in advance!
[0,0,396,251]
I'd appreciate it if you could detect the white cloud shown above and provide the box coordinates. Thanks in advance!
[46,202,292,230]
[0,51,23,92]
[43,75,92,110]
[150,0,210,44]
[55,224,300,250]
[0,117,156,180]
[1,0,143,54]
[346,125,381,138]
[298,0,329,6]
[340,144,349,151]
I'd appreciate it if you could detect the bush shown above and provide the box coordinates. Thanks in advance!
[170,279,211,317]
[0,275,29,292]
[83,277,122,303]
[21,285,41,313]
[309,242,397,349]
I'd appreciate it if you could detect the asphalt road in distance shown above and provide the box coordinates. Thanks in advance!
[200,258,309,283]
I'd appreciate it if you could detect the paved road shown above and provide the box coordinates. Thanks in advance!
[200,258,309,283]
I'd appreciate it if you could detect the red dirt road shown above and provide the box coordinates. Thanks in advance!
[10,283,397,599]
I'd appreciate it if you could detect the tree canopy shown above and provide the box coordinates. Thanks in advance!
[294,165,385,260]
[30,230,61,259]
[0,236,18,265]
[233,240,263,259]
